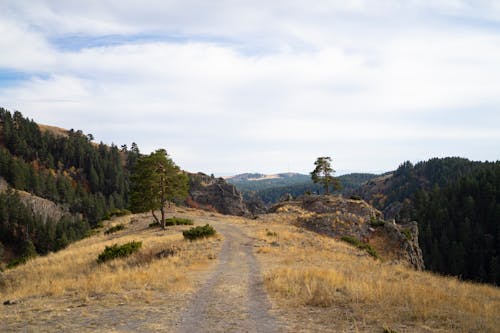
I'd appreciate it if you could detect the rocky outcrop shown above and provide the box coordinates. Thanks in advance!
[187,173,249,216]
[245,197,268,215]
[0,178,70,222]
[381,221,424,270]
[269,194,424,270]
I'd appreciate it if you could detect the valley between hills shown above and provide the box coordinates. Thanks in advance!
[2,205,499,332]
[0,109,499,332]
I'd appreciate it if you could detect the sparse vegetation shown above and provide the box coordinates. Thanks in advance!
[183,224,216,240]
[104,224,126,235]
[97,241,142,263]
[369,218,386,227]
[165,217,194,226]
[256,221,500,332]
[103,209,132,220]
[266,230,278,237]
[149,217,194,228]
[341,235,379,259]
[401,228,412,240]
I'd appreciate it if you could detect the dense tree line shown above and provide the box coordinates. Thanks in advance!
[0,108,139,262]
[408,164,500,284]
[362,157,500,285]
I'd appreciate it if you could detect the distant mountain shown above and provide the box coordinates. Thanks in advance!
[227,172,377,204]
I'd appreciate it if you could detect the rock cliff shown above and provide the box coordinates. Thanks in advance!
[187,173,250,216]
[269,194,424,270]
[0,178,70,222]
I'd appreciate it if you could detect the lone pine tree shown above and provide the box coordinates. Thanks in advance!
[310,156,341,194]
[129,149,189,229]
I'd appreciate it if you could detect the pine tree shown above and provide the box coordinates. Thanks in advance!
[310,156,341,194]
[130,149,189,229]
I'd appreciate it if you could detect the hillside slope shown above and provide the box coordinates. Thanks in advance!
[1,208,498,332]
[355,157,500,285]
[0,108,139,266]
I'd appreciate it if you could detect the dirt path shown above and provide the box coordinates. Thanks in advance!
[176,218,285,333]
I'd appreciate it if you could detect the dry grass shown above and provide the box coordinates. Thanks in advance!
[0,213,221,302]
[250,219,500,332]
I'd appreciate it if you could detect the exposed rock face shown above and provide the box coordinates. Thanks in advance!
[0,178,70,222]
[245,197,268,215]
[188,173,249,216]
[270,194,424,270]
[381,221,424,270]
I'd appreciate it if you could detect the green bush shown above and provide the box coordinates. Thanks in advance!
[401,228,412,240]
[149,217,194,228]
[341,235,379,259]
[110,209,132,217]
[369,219,385,228]
[266,229,278,237]
[97,241,142,263]
[183,224,216,240]
[104,224,125,235]
[6,255,30,269]
[165,217,194,226]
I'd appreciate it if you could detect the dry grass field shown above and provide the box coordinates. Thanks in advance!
[1,208,499,332]
[247,215,500,332]
[0,210,222,332]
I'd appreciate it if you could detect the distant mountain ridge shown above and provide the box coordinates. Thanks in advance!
[225,172,307,182]
[227,171,377,204]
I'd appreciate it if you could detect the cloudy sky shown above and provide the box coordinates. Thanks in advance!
[1,1,500,175]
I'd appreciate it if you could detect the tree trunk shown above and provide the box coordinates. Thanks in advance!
[160,205,166,229]
[151,210,160,224]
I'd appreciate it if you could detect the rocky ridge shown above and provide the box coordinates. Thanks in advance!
[187,173,268,216]
[269,194,424,270]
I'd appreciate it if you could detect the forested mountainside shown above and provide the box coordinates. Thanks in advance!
[228,172,377,204]
[0,108,139,264]
[356,157,500,285]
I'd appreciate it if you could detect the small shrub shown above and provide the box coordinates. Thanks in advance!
[266,229,278,237]
[341,235,379,259]
[93,221,104,229]
[369,219,385,228]
[85,229,101,238]
[183,224,216,240]
[104,224,125,235]
[401,228,412,240]
[6,255,31,269]
[109,209,132,217]
[149,221,160,228]
[97,241,142,263]
[165,217,194,226]
[149,217,194,228]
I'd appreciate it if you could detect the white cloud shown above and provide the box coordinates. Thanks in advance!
[1,1,500,174]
